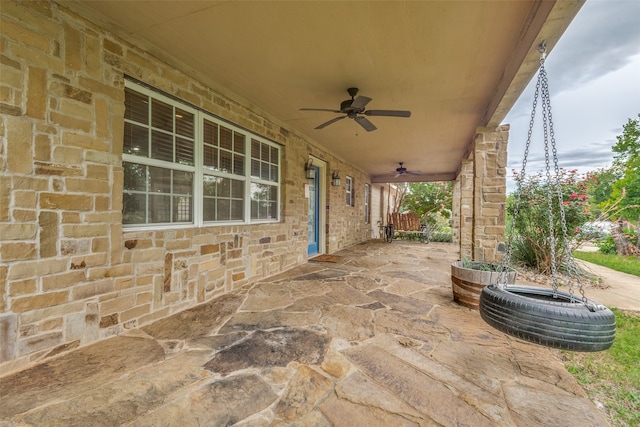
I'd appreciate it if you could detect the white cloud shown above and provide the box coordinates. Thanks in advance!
[550,0,640,91]
[504,0,640,193]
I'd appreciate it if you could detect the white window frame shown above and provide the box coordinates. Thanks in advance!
[123,80,280,230]
[249,138,281,222]
[346,176,354,207]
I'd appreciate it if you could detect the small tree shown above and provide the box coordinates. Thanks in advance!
[590,116,640,253]
[585,167,620,217]
[401,182,452,226]
[392,183,409,213]
[508,169,591,273]
[607,115,640,220]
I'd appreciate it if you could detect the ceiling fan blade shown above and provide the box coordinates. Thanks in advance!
[394,173,402,178]
[354,116,377,132]
[350,96,372,110]
[364,110,411,117]
[300,108,341,113]
[315,116,346,129]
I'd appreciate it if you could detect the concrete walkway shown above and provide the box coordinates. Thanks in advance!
[574,260,640,311]
[574,241,640,310]
[0,242,613,426]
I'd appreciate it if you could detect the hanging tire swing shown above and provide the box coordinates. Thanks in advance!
[478,42,616,352]
[480,285,615,352]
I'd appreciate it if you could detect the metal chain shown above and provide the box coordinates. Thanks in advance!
[497,53,541,285]
[541,54,587,302]
[503,42,587,304]
[540,58,560,293]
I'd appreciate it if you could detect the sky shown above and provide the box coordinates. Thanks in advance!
[503,0,640,193]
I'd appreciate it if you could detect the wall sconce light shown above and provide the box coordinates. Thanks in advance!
[331,170,341,186]
[305,159,315,179]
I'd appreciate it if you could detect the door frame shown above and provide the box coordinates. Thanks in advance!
[308,156,327,255]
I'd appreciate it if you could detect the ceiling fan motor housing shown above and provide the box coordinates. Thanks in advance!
[341,87,362,112]
[301,87,409,132]
[340,99,356,112]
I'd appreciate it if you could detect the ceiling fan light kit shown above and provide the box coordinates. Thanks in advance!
[300,88,411,132]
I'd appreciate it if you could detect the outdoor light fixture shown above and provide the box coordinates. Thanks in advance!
[305,159,315,179]
[331,170,341,186]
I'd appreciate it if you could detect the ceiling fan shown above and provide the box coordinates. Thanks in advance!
[300,87,411,132]
[394,162,421,178]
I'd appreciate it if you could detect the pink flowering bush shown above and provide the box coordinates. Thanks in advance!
[507,169,592,273]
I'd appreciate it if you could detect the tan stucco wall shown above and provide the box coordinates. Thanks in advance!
[0,1,372,375]
[369,183,399,239]
[370,184,385,238]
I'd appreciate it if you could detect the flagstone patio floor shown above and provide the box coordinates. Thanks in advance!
[0,241,610,426]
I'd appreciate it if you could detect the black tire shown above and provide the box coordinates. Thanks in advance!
[479,285,616,352]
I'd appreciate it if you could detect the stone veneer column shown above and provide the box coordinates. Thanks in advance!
[458,153,474,261]
[472,125,509,262]
[451,179,460,245]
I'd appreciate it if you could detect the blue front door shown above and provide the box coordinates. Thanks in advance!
[307,166,320,256]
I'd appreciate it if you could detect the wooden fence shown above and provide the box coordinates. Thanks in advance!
[387,212,421,231]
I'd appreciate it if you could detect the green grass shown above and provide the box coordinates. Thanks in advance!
[561,309,640,427]
[574,251,640,277]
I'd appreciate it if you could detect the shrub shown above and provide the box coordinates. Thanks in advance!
[508,169,592,273]
[429,227,453,243]
[596,235,617,254]
[510,233,538,268]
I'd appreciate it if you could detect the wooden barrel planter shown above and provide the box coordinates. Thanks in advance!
[450,261,516,309]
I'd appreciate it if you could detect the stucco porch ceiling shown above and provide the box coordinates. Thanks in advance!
[64,0,583,183]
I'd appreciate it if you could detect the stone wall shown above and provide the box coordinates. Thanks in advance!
[326,160,372,250]
[0,1,372,375]
[452,126,509,263]
[451,178,461,245]
[473,126,509,262]
[458,153,474,260]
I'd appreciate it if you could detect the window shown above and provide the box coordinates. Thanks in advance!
[202,119,246,222]
[122,86,196,225]
[250,139,279,220]
[346,176,354,206]
[123,80,280,228]
[364,183,370,223]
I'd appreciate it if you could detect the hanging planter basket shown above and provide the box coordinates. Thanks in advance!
[478,42,616,352]
[480,285,616,352]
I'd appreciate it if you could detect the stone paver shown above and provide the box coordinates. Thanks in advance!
[0,242,612,426]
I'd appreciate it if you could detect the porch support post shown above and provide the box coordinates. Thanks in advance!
[472,125,509,262]
[451,178,460,246]
[455,152,474,260]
